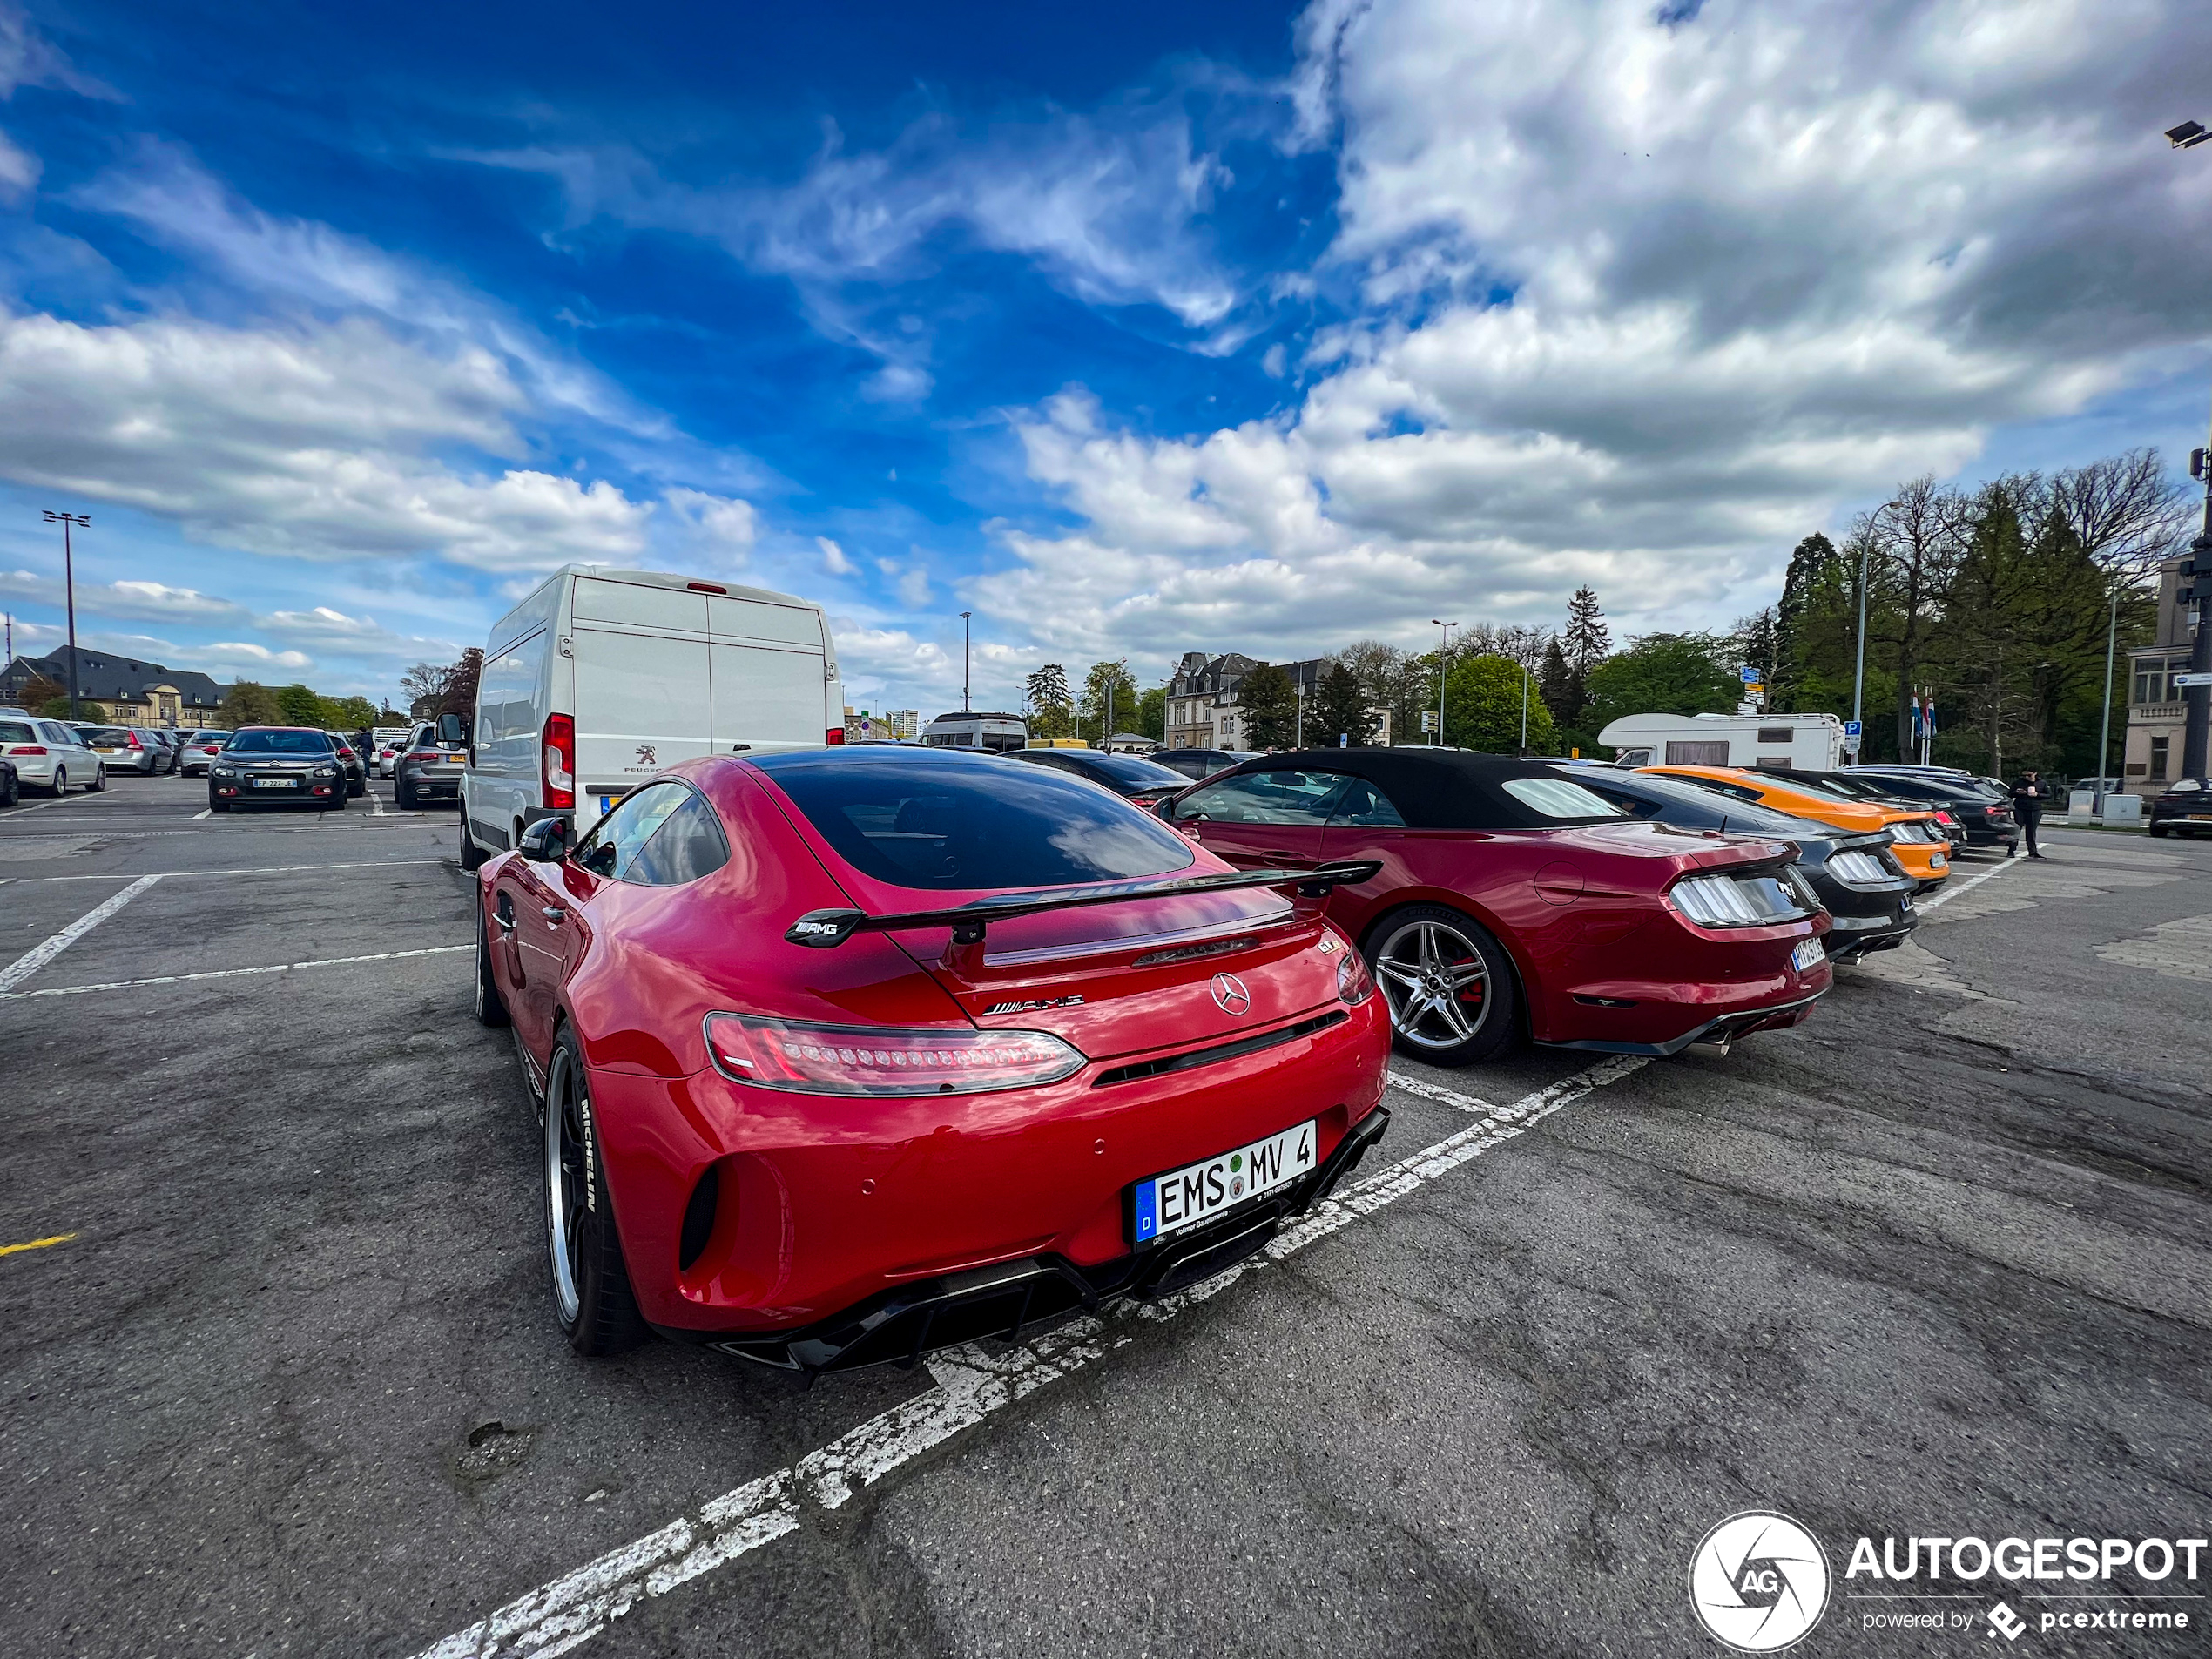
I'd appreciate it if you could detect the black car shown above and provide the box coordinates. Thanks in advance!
[1150,746,1260,780]
[1808,768,2015,854]
[2148,779,2212,839]
[1006,747,1192,808]
[1561,765,1919,960]
[321,731,368,797]
[206,727,351,812]
[394,717,469,809]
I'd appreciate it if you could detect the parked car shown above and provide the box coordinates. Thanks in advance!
[179,729,230,777]
[206,727,349,812]
[462,564,846,870]
[474,746,1392,1369]
[1806,767,2016,854]
[1752,771,1967,852]
[2148,778,2212,838]
[2,716,105,795]
[322,731,368,798]
[1006,746,1191,809]
[394,718,469,809]
[74,725,163,775]
[1151,747,1260,781]
[370,730,411,778]
[1644,765,1952,888]
[1560,765,1918,961]
[1160,750,1832,1065]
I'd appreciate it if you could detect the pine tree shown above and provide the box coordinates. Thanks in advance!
[1538,637,1573,725]
[1563,588,1610,677]
[1236,663,1298,749]
[1310,662,1377,747]
[1025,664,1073,738]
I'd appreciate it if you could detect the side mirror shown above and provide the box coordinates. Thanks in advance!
[517,816,570,862]
[437,711,470,748]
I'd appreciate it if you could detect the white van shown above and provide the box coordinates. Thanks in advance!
[1598,711,1847,771]
[460,565,844,866]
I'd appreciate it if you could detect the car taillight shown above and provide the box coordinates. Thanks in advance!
[825,727,846,745]
[9,745,46,755]
[542,712,574,809]
[1668,871,1816,927]
[126,732,142,748]
[1336,947,1375,1006]
[703,1013,1083,1096]
[1933,810,1956,826]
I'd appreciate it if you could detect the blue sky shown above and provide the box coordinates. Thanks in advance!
[0,0,2207,716]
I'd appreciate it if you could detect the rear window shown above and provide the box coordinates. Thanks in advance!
[0,720,34,743]
[226,730,332,754]
[758,752,1197,891]
[1073,752,1189,788]
[1500,778,1625,819]
[81,727,130,742]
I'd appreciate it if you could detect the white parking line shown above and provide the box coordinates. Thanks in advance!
[0,873,165,994]
[406,1055,1648,1659]
[10,858,451,885]
[192,809,212,819]
[1914,853,2023,915]
[0,943,472,1001]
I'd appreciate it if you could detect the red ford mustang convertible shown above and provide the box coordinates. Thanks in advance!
[1160,750,1832,1065]
[474,749,1393,1372]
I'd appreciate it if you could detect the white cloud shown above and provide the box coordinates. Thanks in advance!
[195,641,314,671]
[0,3,118,101]
[975,0,2212,664]
[0,308,653,570]
[662,487,759,563]
[815,536,857,576]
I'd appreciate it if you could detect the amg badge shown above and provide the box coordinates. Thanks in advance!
[984,995,1086,1015]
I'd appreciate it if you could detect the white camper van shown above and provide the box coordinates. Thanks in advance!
[1598,711,1846,771]
[460,566,844,867]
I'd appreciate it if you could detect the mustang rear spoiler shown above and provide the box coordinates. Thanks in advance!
[784,860,1384,949]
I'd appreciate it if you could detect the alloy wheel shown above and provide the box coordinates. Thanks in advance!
[1372,916,1492,1051]
[543,1048,590,1325]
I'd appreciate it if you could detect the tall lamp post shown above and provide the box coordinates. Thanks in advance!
[960,610,972,714]
[1431,619,1456,747]
[1851,499,1902,758]
[43,510,89,720]
[2093,581,2127,816]
[2169,120,2212,780]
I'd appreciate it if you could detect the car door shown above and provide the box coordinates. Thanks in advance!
[39,721,91,786]
[1163,767,1345,868]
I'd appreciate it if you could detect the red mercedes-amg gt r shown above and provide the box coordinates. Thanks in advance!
[1159,750,1833,1065]
[473,748,1393,1372]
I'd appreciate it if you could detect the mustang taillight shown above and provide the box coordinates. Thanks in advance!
[1668,871,1817,928]
[703,1014,1083,1096]
[1933,810,1957,826]
[543,712,575,810]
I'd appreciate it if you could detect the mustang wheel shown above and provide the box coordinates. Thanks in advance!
[543,1028,645,1355]
[474,889,511,1029]
[1366,904,1519,1066]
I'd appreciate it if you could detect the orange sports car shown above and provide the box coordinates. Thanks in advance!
[1642,766,1952,887]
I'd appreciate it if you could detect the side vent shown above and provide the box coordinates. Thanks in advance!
[678,1164,721,1271]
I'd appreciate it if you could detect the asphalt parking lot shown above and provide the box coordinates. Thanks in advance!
[3,772,2208,1658]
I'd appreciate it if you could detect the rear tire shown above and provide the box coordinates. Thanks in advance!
[1363,904,1521,1067]
[543,1028,645,1356]
[459,832,488,873]
[396,779,415,810]
[88,765,105,792]
[0,770,17,808]
[2148,826,2168,839]
[49,766,65,797]
[474,887,512,1028]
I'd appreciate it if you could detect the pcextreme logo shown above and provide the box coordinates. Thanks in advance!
[1689,1512,1831,1652]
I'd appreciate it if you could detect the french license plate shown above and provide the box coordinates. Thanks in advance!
[252,778,296,789]
[1132,1119,1316,1246]
[1791,936,1826,973]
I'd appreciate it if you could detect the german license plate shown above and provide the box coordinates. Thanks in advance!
[1791,936,1825,973]
[1132,1119,1316,1246]
[252,778,296,789]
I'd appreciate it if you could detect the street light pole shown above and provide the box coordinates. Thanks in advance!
[2094,583,2121,815]
[960,611,972,714]
[2169,119,2212,780]
[43,510,88,720]
[1516,630,1531,756]
[1431,619,1456,747]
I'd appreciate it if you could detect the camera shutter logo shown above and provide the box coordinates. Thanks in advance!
[1688,1511,1831,1652]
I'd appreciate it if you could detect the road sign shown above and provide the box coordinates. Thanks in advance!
[1740,664,1762,683]
[1843,719,1862,738]
[2176,672,2212,688]
[1420,710,1438,732]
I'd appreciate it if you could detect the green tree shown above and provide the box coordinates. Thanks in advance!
[1309,662,1377,747]
[1336,639,1425,745]
[1077,658,1140,743]
[1583,634,1739,738]
[333,695,379,729]
[275,683,326,726]
[223,680,280,726]
[1025,663,1073,738]
[1135,685,1167,741]
[1236,663,1298,749]
[44,697,105,720]
[1442,655,1555,754]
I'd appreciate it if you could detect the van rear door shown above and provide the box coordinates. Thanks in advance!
[570,578,714,805]
[706,593,830,751]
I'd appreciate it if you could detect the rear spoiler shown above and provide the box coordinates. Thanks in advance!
[784,860,1384,950]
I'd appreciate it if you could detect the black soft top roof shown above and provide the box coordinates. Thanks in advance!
[1229,748,1622,830]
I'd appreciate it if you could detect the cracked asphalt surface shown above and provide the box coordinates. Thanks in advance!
[3,773,2207,1657]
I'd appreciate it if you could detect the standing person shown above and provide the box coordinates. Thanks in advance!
[2010,768,2050,860]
